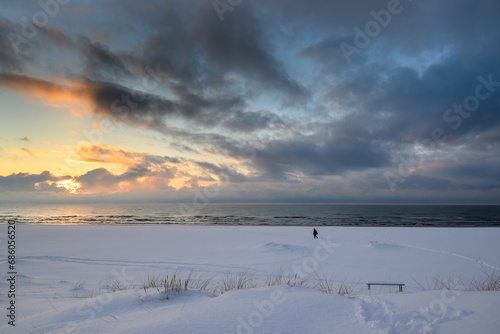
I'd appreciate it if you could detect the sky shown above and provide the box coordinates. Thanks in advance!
[0,0,499,204]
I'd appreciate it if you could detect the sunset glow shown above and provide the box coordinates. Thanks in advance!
[1,1,499,204]
[56,180,81,194]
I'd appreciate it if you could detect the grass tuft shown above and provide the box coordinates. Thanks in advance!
[71,280,95,298]
[412,268,500,292]
[312,271,359,297]
[76,266,500,301]
[103,276,130,292]
[215,269,258,295]
[265,267,309,287]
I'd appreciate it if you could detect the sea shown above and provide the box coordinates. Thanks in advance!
[0,203,499,227]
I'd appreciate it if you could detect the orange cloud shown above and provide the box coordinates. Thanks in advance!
[2,132,244,195]
[200,152,217,157]
[10,148,55,157]
[223,158,243,163]
[76,143,139,166]
[73,166,177,194]
[0,73,93,115]
[67,144,188,193]
[0,72,181,134]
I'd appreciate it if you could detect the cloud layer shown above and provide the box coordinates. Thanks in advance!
[1,0,499,202]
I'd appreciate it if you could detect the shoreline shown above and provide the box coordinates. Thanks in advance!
[2,221,500,227]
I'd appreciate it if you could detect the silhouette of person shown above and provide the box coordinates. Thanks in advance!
[313,228,318,239]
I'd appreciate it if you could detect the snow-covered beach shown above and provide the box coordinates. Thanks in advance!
[1,224,499,333]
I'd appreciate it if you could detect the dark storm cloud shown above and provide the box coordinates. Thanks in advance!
[86,79,258,131]
[393,174,455,192]
[191,3,310,100]
[35,24,75,50]
[273,0,500,192]
[394,172,500,193]
[2,0,500,200]
[270,0,500,55]
[0,72,275,134]
[417,154,500,190]
[460,126,500,152]
[0,171,69,192]
[0,16,77,73]
[74,168,119,190]
[77,36,133,81]
[114,0,309,99]
[325,57,500,145]
[159,124,389,181]
[0,12,279,134]
[170,127,391,181]
[298,33,360,74]
[169,84,247,126]
[82,79,179,131]
[222,110,284,133]
[0,19,25,72]
[249,137,390,180]
[133,8,203,84]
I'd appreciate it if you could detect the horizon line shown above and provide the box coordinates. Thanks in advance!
[5,202,499,206]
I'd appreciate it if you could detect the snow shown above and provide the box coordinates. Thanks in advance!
[1,225,499,333]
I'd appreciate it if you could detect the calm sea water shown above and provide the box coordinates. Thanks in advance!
[0,204,499,227]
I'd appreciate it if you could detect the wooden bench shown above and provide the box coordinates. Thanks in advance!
[366,282,405,292]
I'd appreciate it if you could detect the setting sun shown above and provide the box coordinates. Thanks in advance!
[56,179,81,194]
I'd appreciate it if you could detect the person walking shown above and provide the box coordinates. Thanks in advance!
[313,228,318,239]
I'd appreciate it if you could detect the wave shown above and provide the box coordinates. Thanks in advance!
[1,204,499,227]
